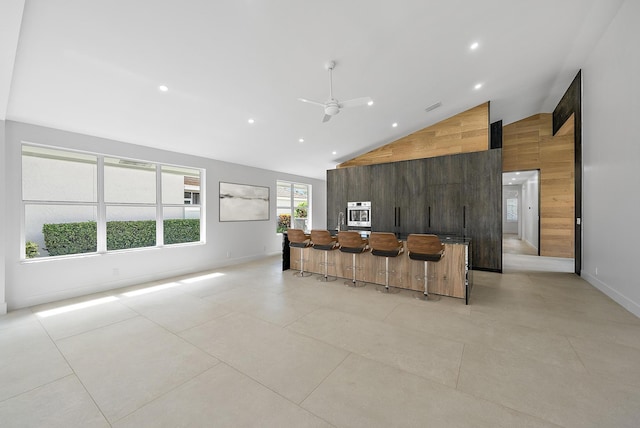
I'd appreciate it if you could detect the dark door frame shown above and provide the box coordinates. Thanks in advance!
[552,70,582,276]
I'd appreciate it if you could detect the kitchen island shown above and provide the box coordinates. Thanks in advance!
[283,233,473,304]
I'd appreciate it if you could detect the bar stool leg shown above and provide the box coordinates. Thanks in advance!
[318,250,337,282]
[294,247,311,277]
[414,260,439,301]
[352,253,357,286]
[323,251,328,280]
[385,257,390,291]
[423,260,429,298]
[344,253,366,287]
[377,257,400,293]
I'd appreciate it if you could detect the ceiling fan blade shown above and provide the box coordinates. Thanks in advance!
[339,97,373,109]
[298,97,325,107]
[322,113,332,123]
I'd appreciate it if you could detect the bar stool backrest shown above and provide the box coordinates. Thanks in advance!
[407,234,444,256]
[310,229,336,246]
[338,231,367,249]
[287,229,310,245]
[368,232,402,252]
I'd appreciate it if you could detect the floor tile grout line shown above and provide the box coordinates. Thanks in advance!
[0,372,75,406]
[284,310,471,390]
[33,315,112,426]
[30,300,140,342]
[109,361,223,425]
[455,343,465,390]
[207,359,337,427]
[298,351,353,408]
[46,311,221,425]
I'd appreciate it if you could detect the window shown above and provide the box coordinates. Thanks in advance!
[276,180,311,233]
[22,144,204,259]
[506,198,518,222]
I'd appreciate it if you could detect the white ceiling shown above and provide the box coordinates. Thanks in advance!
[502,170,538,186]
[0,0,624,179]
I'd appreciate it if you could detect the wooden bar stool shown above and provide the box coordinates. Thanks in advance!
[407,234,445,300]
[287,229,312,277]
[368,232,404,293]
[310,229,339,282]
[338,231,369,287]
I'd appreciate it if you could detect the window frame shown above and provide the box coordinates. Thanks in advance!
[21,143,205,261]
[276,180,311,233]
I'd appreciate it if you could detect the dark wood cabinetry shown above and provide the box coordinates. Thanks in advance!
[346,165,371,202]
[429,183,463,234]
[397,160,429,233]
[327,166,373,230]
[461,149,502,271]
[370,162,397,231]
[327,149,502,272]
[326,168,348,231]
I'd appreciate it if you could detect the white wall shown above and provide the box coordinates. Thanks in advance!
[0,120,6,314]
[582,0,640,317]
[2,120,326,309]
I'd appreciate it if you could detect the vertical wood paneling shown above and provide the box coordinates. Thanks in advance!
[503,114,574,258]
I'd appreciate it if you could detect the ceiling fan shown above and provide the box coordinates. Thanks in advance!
[298,60,372,123]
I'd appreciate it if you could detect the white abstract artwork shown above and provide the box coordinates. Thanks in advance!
[219,182,270,221]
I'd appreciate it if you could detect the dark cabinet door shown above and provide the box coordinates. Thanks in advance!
[347,165,371,202]
[370,162,397,232]
[428,183,463,235]
[462,149,502,271]
[397,159,429,233]
[422,154,463,235]
[326,168,348,230]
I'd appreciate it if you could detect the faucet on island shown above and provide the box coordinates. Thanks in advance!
[337,211,345,232]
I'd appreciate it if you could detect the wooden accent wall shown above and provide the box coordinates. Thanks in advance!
[503,114,575,258]
[338,102,489,168]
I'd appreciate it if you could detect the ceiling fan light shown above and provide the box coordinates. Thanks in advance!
[325,105,340,116]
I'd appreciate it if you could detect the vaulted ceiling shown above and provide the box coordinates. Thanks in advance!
[0,0,624,179]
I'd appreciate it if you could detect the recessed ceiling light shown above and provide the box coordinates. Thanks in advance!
[332,151,337,155]
[158,85,169,92]
[474,83,482,90]
[516,172,520,175]
[367,100,374,106]
[392,122,398,128]
[248,118,255,124]
[470,42,479,50]
[298,138,304,143]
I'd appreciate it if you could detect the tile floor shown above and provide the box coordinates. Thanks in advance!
[503,233,539,256]
[1,254,640,427]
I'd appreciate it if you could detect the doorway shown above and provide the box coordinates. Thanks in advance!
[502,170,539,256]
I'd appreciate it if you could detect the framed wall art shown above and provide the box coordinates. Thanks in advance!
[219,181,270,222]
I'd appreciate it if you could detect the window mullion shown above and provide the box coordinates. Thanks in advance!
[156,164,163,246]
[97,156,106,253]
[290,183,294,223]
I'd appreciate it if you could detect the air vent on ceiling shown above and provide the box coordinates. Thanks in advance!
[425,101,442,113]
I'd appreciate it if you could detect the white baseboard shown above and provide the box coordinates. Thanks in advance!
[582,271,640,319]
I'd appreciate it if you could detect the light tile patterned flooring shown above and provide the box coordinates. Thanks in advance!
[1,254,640,427]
